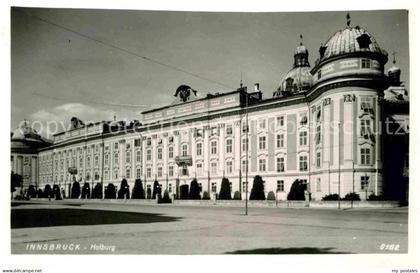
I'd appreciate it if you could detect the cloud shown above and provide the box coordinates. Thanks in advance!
[30,103,112,138]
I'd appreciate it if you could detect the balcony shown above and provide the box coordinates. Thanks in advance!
[175,155,192,166]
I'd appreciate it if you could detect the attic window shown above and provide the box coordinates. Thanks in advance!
[356,34,372,49]
[319,45,327,58]
[285,78,294,92]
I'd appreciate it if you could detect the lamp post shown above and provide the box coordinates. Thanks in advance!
[245,92,249,216]
[338,122,341,210]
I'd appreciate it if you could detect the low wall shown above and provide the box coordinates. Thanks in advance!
[24,198,404,208]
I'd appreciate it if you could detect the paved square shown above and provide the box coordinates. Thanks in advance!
[11,201,408,254]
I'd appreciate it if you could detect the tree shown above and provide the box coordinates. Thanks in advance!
[218,177,232,200]
[81,183,90,199]
[152,180,161,199]
[105,183,116,199]
[233,191,242,200]
[27,185,36,198]
[189,179,201,200]
[131,179,145,199]
[179,184,189,200]
[250,175,265,200]
[322,193,340,201]
[71,181,81,199]
[287,179,306,200]
[202,191,210,200]
[267,191,276,200]
[37,189,43,198]
[118,179,130,199]
[159,190,171,203]
[93,183,103,199]
[44,184,52,199]
[343,192,361,201]
[53,184,62,200]
[11,172,23,194]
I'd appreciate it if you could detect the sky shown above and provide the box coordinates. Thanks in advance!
[11,8,409,138]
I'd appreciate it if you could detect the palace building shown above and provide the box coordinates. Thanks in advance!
[13,16,409,201]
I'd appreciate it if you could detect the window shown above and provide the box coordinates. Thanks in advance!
[299,131,308,146]
[277,134,284,148]
[157,148,162,160]
[226,125,233,135]
[114,169,118,179]
[87,156,91,168]
[277,116,284,127]
[126,152,131,163]
[242,159,248,172]
[169,166,174,177]
[196,143,202,156]
[168,183,172,193]
[226,139,233,153]
[316,152,321,168]
[181,166,188,176]
[360,119,372,137]
[95,145,99,152]
[94,155,99,166]
[242,123,249,133]
[360,148,371,165]
[104,154,109,166]
[157,167,163,177]
[114,153,119,165]
[182,144,188,156]
[196,163,203,176]
[146,149,152,161]
[169,136,174,143]
[136,150,141,162]
[276,157,285,172]
[316,178,321,192]
[299,155,308,171]
[114,142,118,150]
[168,146,174,159]
[361,176,369,190]
[211,183,217,193]
[360,97,374,114]
[104,170,109,180]
[259,136,266,150]
[259,158,266,172]
[277,180,284,192]
[242,181,248,192]
[126,168,131,178]
[361,59,371,68]
[146,168,151,178]
[86,172,91,181]
[259,119,266,130]
[211,141,217,155]
[226,161,233,174]
[136,168,141,179]
[242,138,248,152]
[211,162,218,175]
[146,138,151,146]
[134,139,141,147]
[79,157,83,168]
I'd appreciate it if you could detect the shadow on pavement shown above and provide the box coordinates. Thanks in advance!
[11,208,181,229]
[225,247,351,254]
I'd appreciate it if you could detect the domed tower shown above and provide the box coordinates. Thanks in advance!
[11,120,52,194]
[273,35,313,97]
[307,13,389,200]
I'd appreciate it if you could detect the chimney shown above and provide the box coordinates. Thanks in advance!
[254,83,260,92]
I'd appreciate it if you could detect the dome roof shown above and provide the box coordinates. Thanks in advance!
[277,66,313,93]
[11,121,52,153]
[317,26,388,64]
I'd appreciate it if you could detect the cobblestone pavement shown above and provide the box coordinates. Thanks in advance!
[10,200,408,254]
